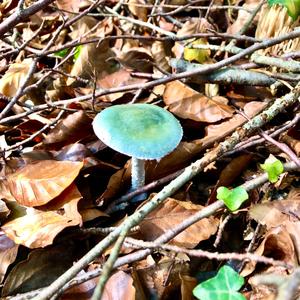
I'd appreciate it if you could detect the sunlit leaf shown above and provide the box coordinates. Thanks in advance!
[2,184,82,248]
[6,160,83,206]
[193,265,246,300]
[217,186,249,211]
[268,0,300,20]
[184,39,211,63]
[260,155,284,183]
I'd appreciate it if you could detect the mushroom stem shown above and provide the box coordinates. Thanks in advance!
[131,157,145,190]
[131,157,146,202]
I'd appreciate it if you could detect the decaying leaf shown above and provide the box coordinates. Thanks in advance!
[2,184,82,248]
[139,197,219,248]
[0,231,18,284]
[2,243,79,296]
[6,160,83,206]
[163,80,234,122]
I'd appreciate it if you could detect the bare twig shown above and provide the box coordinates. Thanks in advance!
[0,0,55,38]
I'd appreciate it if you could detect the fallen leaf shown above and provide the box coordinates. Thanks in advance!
[102,271,136,300]
[0,231,18,284]
[61,275,98,300]
[163,80,234,123]
[1,243,79,296]
[56,0,81,12]
[0,58,33,97]
[2,184,82,248]
[6,160,83,206]
[135,253,190,299]
[127,0,148,22]
[180,274,198,300]
[198,101,267,146]
[139,197,219,248]
[42,111,93,149]
[241,226,297,277]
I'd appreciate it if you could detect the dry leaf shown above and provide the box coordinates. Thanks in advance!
[102,271,136,300]
[0,58,33,97]
[241,226,297,277]
[61,276,98,300]
[2,184,82,248]
[0,231,18,284]
[198,101,267,146]
[6,160,83,206]
[56,0,81,12]
[2,243,79,296]
[139,197,218,248]
[127,0,148,22]
[164,80,234,122]
[42,111,93,149]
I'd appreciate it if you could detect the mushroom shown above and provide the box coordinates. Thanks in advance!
[92,104,183,200]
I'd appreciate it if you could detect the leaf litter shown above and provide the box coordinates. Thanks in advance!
[0,0,299,299]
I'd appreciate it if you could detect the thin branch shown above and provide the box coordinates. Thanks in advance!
[0,0,55,37]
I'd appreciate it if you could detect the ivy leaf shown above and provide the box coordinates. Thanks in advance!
[217,186,249,211]
[260,155,284,183]
[193,265,246,300]
[54,48,68,58]
[268,0,300,21]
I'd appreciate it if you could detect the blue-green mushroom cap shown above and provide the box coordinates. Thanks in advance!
[93,104,183,160]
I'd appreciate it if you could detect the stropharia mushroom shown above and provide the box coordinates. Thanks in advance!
[93,104,183,199]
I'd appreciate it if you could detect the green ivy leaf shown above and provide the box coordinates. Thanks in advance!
[217,186,249,211]
[54,48,68,58]
[260,155,284,183]
[268,0,300,21]
[193,265,246,300]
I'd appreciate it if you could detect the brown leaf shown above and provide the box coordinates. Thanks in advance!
[56,0,81,12]
[151,41,171,74]
[0,231,18,284]
[2,184,82,248]
[61,275,98,300]
[66,17,116,85]
[0,58,33,97]
[42,111,93,149]
[127,0,148,22]
[117,47,153,73]
[96,68,147,102]
[139,197,218,248]
[198,101,267,146]
[180,274,197,300]
[6,160,83,207]
[135,254,190,299]
[102,271,136,300]
[163,80,234,122]
[241,226,297,277]
[2,243,79,296]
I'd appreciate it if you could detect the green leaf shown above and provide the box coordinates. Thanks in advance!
[73,45,82,62]
[54,48,68,58]
[268,0,300,21]
[217,186,249,211]
[260,155,284,183]
[193,265,246,300]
